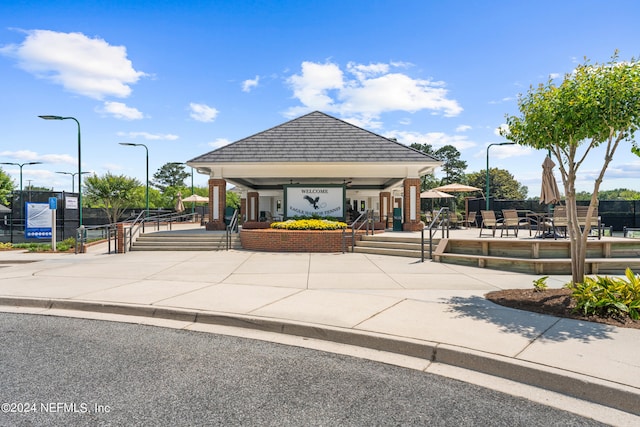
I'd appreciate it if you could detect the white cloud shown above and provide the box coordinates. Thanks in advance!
[494,123,509,137]
[242,75,260,92]
[99,101,144,120]
[208,138,231,149]
[285,60,462,122]
[455,125,471,132]
[480,143,531,160]
[383,130,476,152]
[189,102,219,122]
[0,149,75,164]
[0,29,146,99]
[117,131,179,140]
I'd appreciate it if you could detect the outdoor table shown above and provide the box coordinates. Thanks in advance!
[526,212,551,238]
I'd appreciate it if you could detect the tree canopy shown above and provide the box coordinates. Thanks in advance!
[152,162,190,192]
[503,52,640,283]
[410,143,467,188]
[466,168,528,200]
[0,168,14,206]
[84,173,141,223]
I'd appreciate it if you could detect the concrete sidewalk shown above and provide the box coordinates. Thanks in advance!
[0,244,638,418]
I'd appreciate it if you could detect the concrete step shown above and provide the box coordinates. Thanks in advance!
[353,245,429,258]
[131,232,240,251]
[353,234,440,258]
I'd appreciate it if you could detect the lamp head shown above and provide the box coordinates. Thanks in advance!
[38,115,64,120]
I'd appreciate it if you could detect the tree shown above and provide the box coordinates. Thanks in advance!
[0,168,15,206]
[152,163,190,192]
[576,188,640,201]
[410,143,468,188]
[466,168,528,200]
[84,173,141,224]
[503,53,640,283]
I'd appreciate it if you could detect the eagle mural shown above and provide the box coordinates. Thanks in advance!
[303,195,320,209]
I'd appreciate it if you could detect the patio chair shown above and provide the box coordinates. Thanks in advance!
[552,206,568,239]
[448,211,460,228]
[501,209,531,237]
[479,210,503,237]
[462,211,477,228]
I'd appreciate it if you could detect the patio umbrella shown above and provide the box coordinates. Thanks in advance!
[181,194,209,203]
[420,189,454,199]
[420,189,455,212]
[540,156,561,205]
[433,183,482,216]
[433,183,482,193]
[175,192,185,212]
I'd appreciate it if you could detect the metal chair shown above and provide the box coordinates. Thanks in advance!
[479,210,503,237]
[462,211,477,228]
[501,209,531,237]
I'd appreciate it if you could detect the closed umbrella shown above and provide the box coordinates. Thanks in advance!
[175,192,185,212]
[540,156,561,204]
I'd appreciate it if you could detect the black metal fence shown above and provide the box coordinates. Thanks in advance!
[466,197,640,231]
[1,190,209,244]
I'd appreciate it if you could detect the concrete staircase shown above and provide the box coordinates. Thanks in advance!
[353,234,440,258]
[130,231,242,251]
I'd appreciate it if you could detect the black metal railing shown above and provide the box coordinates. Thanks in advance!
[343,210,375,253]
[421,207,450,262]
[225,209,239,250]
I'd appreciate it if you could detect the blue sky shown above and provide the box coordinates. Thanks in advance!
[1,0,639,198]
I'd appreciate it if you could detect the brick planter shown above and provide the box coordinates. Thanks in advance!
[240,228,347,252]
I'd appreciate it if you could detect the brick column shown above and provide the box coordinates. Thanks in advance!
[240,198,247,223]
[403,178,423,231]
[206,178,227,230]
[379,192,391,228]
[116,223,125,254]
[247,192,259,222]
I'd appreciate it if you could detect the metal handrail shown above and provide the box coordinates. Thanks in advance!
[121,211,198,253]
[421,207,450,262]
[225,209,239,250]
[347,210,374,253]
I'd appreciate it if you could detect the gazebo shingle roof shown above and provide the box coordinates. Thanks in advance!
[189,111,438,163]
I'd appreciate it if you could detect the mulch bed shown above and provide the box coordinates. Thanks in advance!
[486,288,640,329]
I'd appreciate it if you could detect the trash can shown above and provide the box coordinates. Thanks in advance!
[393,207,403,231]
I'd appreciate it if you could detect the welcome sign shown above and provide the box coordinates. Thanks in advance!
[285,185,345,219]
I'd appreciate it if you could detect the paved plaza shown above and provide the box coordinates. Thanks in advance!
[0,228,638,422]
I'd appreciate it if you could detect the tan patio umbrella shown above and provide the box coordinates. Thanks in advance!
[540,156,561,204]
[433,183,482,216]
[175,192,185,212]
[433,183,482,193]
[420,189,454,199]
[420,189,455,212]
[181,194,209,203]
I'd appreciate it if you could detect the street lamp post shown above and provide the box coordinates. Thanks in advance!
[119,143,149,217]
[0,161,43,195]
[56,171,90,193]
[39,115,83,227]
[485,142,516,210]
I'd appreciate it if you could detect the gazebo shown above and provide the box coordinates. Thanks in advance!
[187,111,442,231]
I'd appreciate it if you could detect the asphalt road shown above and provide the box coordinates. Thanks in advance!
[0,313,606,426]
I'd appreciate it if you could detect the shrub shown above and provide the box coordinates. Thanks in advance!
[270,218,347,230]
[569,268,640,320]
[532,276,549,292]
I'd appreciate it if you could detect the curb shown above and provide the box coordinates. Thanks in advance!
[1,296,638,416]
